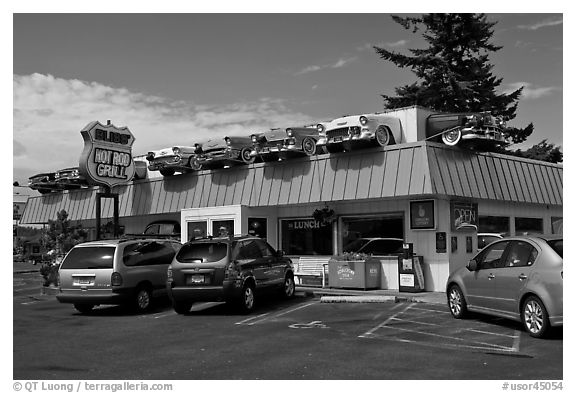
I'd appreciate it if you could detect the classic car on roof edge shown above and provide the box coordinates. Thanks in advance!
[54,167,88,189]
[426,111,508,147]
[146,145,199,176]
[191,136,255,170]
[28,172,59,194]
[317,114,403,153]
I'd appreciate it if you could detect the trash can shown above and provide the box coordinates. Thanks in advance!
[329,259,381,289]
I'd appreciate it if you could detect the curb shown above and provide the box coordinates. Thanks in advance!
[320,295,396,303]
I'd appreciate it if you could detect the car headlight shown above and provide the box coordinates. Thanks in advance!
[172,147,181,155]
[72,169,79,177]
[146,152,155,161]
[286,128,294,137]
[359,116,368,126]
[225,137,231,146]
[194,144,202,154]
[317,124,325,133]
[251,134,258,143]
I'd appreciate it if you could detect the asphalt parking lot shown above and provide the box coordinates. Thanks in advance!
[13,269,562,381]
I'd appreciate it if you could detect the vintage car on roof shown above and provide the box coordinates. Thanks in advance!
[146,145,199,176]
[317,114,403,153]
[54,167,88,189]
[427,111,508,147]
[250,129,287,162]
[28,172,59,194]
[191,136,255,170]
[281,126,324,157]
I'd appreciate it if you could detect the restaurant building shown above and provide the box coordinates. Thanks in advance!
[20,135,562,292]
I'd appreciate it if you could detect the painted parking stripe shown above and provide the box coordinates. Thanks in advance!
[236,300,318,326]
[359,303,415,338]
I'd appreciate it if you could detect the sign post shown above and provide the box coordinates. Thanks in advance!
[79,120,135,240]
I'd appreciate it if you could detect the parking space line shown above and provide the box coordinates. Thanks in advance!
[247,301,318,326]
[236,312,271,325]
[410,306,450,314]
[359,303,414,338]
[391,317,440,327]
[513,330,522,351]
[379,325,514,351]
[468,328,517,339]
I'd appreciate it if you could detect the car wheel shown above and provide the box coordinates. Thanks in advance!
[189,157,203,171]
[74,304,94,314]
[240,147,256,164]
[173,301,192,315]
[302,137,318,156]
[374,125,391,147]
[159,168,176,177]
[281,274,296,299]
[441,129,462,146]
[447,285,467,319]
[323,144,345,154]
[134,287,153,312]
[522,296,550,338]
[238,282,256,313]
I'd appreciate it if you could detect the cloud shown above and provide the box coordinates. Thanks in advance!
[503,82,561,100]
[357,40,408,51]
[517,18,563,30]
[13,73,316,183]
[295,57,357,75]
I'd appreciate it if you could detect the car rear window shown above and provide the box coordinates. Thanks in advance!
[60,247,115,269]
[546,239,563,258]
[176,243,227,263]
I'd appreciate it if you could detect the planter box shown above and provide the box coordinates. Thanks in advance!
[328,260,381,290]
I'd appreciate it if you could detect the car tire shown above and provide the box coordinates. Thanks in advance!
[240,147,256,164]
[302,137,318,156]
[281,273,296,299]
[74,304,94,314]
[238,282,256,314]
[134,286,153,313]
[374,125,392,147]
[173,301,192,315]
[441,129,462,146]
[159,168,176,177]
[189,157,203,171]
[522,296,550,338]
[323,144,344,154]
[447,285,467,319]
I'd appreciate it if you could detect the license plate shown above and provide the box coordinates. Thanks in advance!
[74,278,94,285]
[187,275,205,284]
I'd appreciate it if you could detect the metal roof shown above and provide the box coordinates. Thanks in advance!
[20,141,562,224]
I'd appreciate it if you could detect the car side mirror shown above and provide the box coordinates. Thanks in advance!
[466,260,478,272]
[276,250,285,258]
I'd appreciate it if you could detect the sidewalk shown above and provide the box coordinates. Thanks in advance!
[296,285,446,305]
[13,262,41,274]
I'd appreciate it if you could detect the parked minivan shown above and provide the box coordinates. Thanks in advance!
[57,238,181,313]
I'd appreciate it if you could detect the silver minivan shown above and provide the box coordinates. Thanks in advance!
[57,238,181,313]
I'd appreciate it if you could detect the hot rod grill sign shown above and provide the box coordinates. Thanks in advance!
[79,121,135,188]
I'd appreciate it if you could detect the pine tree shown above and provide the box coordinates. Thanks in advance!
[374,13,562,163]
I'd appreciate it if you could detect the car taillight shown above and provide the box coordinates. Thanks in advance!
[111,272,123,286]
[167,266,173,283]
[224,263,240,280]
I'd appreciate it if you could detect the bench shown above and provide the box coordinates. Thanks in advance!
[293,256,331,288]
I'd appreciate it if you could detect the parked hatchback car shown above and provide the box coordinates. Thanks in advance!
[57,238,181,313]
[446,236,563,338]
[167,235,295,314]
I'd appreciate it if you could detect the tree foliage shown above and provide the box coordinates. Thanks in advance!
[46,210,88,254]
[374,13,561,163]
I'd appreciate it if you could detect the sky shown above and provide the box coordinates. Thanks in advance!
[12,12,563,194]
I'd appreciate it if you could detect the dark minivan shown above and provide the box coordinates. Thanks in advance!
[167,235,295,314]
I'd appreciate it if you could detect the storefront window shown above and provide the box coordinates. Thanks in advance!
[248,217,267,239]
[341,216,404,255]
[515,217,543,235]
[551,217,563,235]
[280,219,332,255]
[479,215,510,236]
[213,220,234,237]
[187,221,207,240]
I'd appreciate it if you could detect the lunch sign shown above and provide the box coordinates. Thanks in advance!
[79,121,136,189]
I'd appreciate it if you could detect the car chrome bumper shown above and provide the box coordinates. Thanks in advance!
[168,281,241,302]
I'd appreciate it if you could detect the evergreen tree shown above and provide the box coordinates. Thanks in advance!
[374,13,561,163]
